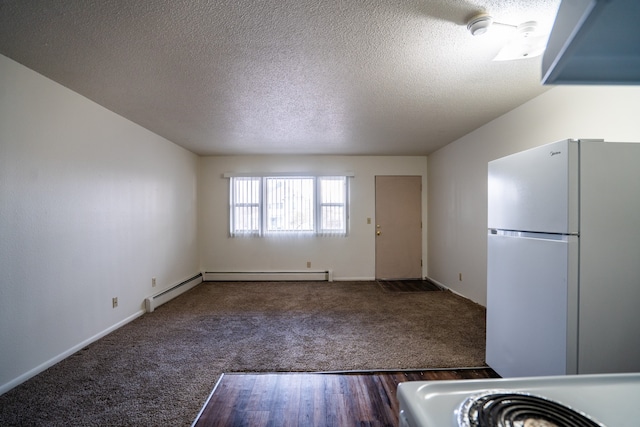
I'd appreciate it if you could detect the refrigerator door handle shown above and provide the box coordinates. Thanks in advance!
[489,229,574,241]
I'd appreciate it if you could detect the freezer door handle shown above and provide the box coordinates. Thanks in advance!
[488,229,574,241]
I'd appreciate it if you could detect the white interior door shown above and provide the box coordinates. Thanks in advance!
[374,176,422,280]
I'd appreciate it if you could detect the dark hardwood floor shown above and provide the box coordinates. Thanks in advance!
[193,368,499,426]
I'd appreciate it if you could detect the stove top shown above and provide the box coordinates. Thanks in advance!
[397,373,640,427]
[457,391,604,427]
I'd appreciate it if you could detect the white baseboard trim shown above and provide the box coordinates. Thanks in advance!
[425,276,452,291]
[0,309,145,396]
[425,276,483,304]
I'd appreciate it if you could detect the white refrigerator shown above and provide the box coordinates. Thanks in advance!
[486,139,640,378]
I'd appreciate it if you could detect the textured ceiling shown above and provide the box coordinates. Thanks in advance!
[0,0,561,155]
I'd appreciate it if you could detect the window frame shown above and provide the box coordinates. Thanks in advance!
[316,176,349,235]
[229,175,349,237]
[229,176,262,236]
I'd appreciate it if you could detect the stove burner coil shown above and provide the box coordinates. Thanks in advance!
[457,391,606,427]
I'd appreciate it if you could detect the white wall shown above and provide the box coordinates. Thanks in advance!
[427,85,640,305]
[0,54,200,393]
[199,156,428,280]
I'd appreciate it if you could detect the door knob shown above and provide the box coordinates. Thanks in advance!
[376,231,381,236]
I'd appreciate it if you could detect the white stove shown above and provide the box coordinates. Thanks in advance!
[397,373,640,427]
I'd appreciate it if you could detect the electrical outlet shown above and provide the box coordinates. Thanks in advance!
[112,297,118,308]
[152,277,156,287]
[307,261,311,268]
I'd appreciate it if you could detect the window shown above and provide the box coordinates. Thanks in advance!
[318,177,347,233]
[230,176,349,236]
[230,177,260,234]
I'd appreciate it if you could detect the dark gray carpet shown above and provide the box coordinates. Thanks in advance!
[0,281,487,426]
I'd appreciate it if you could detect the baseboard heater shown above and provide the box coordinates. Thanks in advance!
[203,270,333,282]
[145,273,203,313]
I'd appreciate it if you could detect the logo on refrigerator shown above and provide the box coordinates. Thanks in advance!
[550,151,561,156]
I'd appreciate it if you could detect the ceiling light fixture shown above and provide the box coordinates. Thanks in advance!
[466,13,548,61]
[466,13,494,36]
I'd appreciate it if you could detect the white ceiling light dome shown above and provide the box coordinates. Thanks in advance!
[467,13,494,36]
